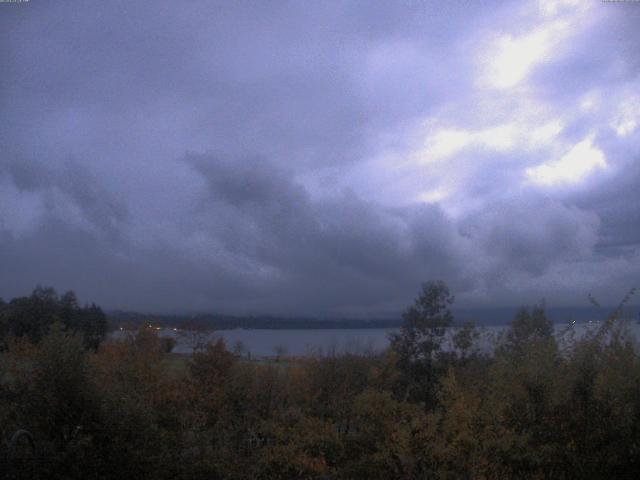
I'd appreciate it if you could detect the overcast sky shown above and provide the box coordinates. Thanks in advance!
[1,0,639,315]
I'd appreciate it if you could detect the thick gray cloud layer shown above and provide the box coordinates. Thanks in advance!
[1,0,639,315]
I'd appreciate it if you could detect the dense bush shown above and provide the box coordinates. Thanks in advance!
[1,283,639,479]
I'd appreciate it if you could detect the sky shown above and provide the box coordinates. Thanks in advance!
[1,0,639,316]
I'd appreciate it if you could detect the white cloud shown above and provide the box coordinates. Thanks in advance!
[418,118,562,164]
[480,124,519,150]
[421,128,473,161]
[529,120,564,146]
[611,96,640,137]
[484,27,558,89]
[526,135,607,186]
[479,0,592,90]
[580,91,600,113]
[416,185,450,204]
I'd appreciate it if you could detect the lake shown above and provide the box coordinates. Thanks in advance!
[112,319,640,357]
[169,328,398,356]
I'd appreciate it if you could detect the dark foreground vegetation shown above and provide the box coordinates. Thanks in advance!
[1,283,640,479]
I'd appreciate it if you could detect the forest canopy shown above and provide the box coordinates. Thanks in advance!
[1,282,639,479]
[0,286,107,351]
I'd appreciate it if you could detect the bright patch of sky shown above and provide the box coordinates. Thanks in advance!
[611,96,640,137]
[482,25,560,90]
[391,0,618,210]
[526,136,607,186]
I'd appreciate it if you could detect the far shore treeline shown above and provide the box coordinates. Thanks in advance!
[107,311,404,331]
[2,282,640,479]
[107,306,626,331]
[0,286,108,351]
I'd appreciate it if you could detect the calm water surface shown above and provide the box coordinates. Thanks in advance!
[112,320,640,357]
[171,328,397,356]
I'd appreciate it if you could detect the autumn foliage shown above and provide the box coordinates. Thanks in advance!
[1,284,640,479]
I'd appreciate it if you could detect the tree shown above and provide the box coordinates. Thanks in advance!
[273,345,288,362]
[1,287,108,350]
[78,303,108,351]
[452,321,479,361]
[0,297,9,350]
[502,305,554,356]
[6,286,61,343]
[177,320,213,353]
[160,336,176,353]
[390,280,454,407]
[3,323,100,477]
[343,389,426,479]
[190,339,237,397]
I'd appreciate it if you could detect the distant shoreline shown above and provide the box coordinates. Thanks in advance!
[107,305,639,331]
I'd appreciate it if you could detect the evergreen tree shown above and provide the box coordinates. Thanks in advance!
[390,280,454,407]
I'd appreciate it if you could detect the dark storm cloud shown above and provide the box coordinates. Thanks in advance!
[573,152,640,253]
[1,0,639,313]
[0,156,127,240]
[461,197,599,276]
[183,153,467,315]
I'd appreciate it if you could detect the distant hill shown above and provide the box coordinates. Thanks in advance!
[107,305,640,331]
[106,311,403,331]
[454,306,639,325]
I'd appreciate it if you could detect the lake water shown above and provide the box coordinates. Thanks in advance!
[112,319,640,357]
[170,328,398,356]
